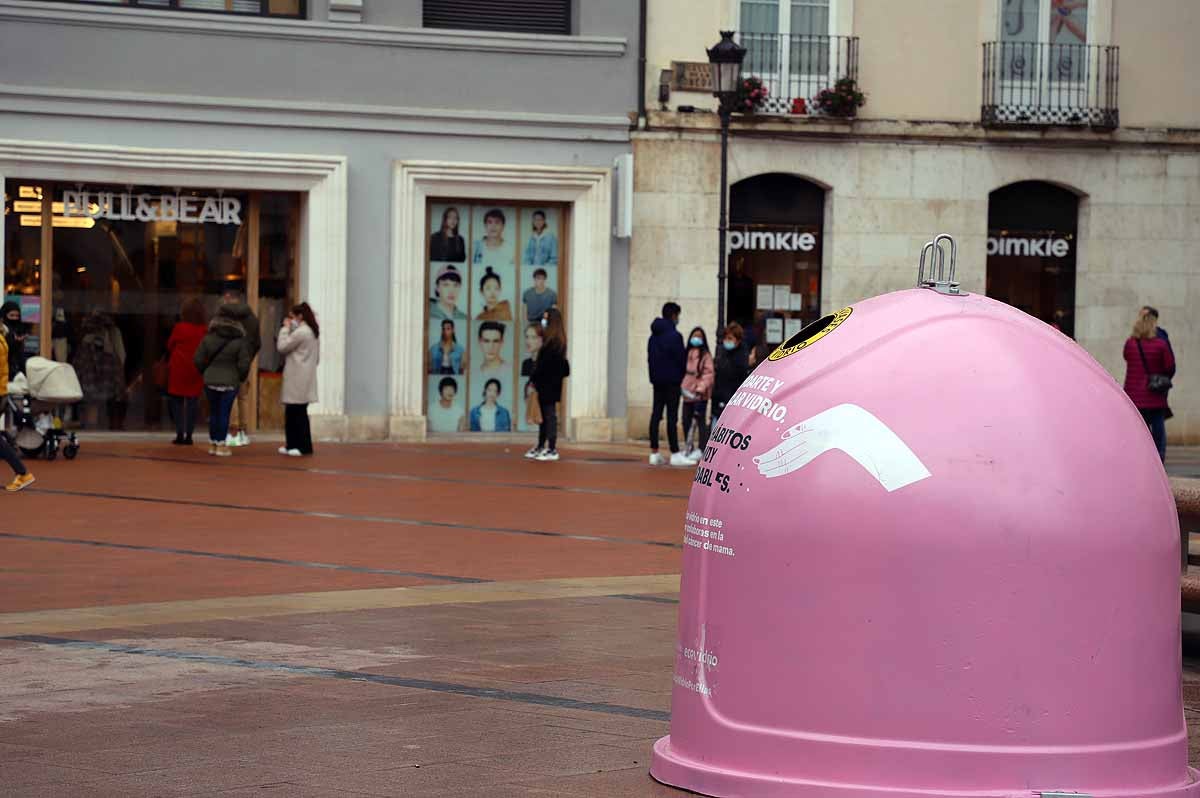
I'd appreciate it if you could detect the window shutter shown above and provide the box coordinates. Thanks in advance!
[423,0,572,36]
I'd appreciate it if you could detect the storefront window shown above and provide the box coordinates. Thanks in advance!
[727,173,825,353]
[986,180,1079,337]
[3,182,45,362]
[425,201,566,435]
[5,182,303,433]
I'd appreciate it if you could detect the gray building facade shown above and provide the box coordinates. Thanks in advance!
[0,0,638,442]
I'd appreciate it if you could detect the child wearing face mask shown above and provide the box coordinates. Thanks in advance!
[713,322,750,424]
[680,326,714,463]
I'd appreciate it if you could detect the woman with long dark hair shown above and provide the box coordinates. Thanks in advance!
[277,302,320,456]
[429,207,465,262]
[681,326,714,462]
[165,298,207,445]
[529,307,569,462]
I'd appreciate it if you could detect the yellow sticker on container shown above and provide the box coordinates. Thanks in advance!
[767,306,853,361]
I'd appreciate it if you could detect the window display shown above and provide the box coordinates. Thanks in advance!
[425,201,565,435]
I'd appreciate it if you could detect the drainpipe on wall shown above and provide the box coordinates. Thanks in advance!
[636,0,650,131]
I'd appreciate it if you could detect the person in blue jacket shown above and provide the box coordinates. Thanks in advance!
[469,378,512,432]
[647,301,690,466]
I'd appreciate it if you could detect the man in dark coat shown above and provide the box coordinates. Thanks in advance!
[647,302,688,466]
[220,290,261,447]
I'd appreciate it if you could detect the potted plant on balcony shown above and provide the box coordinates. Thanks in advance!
[736,76,769,114]
[814,77,866,118]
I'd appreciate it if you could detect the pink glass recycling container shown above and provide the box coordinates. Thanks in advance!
[651,282,1195,796]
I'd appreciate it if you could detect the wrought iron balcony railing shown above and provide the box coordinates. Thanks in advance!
[982,41,1119,129]
[736,33,860,115]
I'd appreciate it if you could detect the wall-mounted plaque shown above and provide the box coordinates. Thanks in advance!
[671,61,713,92]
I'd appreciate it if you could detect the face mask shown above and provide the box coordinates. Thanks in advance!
[723,340,737,351]
[540,318,548,329]
[690,337,704,348]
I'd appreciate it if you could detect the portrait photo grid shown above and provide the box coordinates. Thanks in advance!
[426,202,563,434]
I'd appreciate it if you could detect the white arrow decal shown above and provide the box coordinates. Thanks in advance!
[752,403,931,492]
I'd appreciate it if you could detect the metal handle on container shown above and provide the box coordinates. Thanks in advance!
[916,233,966,296]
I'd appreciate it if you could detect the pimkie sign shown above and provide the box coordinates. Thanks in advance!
[729,230,818,253]
[986,233,1070,258]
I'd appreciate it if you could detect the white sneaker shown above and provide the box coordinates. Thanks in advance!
[237,431,250,446]
[535,449,560,462]
[524,447,542,459]
[648,452,666,466]
[669,452,693,467]
[687,448,704,464]
[278,446,290,455]
[226,432,242,448]
[286,449,302,457]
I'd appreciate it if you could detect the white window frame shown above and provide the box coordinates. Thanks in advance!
[987,0,1112,116]
[731,0,853,108]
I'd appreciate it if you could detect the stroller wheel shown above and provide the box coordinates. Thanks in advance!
[63,443,79,460]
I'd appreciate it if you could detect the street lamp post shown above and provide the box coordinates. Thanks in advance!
[707,30,746,337]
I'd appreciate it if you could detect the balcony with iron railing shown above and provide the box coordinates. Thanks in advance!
[735,33,860,116]
[982,41,1119,129]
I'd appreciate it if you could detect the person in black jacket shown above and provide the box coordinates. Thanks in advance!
[1,301,27,380]
[529,307,570,462]
[430,206,466,263]
[713,322,751,423]
[647,301,689,466]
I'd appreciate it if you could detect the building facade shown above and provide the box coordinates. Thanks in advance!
[634,0,1200,442]
[0,0,639,442]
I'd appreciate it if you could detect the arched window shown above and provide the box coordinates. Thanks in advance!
[728,174,826,347]
[986,181,1079,336]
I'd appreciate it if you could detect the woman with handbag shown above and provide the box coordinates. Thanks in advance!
[164,299,206,445]
[1123,308,1175,462]
[529,308,569,462]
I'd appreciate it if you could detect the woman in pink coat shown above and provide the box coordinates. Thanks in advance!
[681,326,715,463]
[1123,308,1175,462]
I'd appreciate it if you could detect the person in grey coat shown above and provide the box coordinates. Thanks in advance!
[194,306,253,457]
[277,302,320,456]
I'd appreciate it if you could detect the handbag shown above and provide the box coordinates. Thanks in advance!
[1136,339,1173,395]
[152,354,169,391]
[526,386,542,425]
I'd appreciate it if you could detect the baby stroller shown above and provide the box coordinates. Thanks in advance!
[7,357,83,460]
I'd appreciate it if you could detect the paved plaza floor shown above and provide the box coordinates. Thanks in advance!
[2,439,1200,796]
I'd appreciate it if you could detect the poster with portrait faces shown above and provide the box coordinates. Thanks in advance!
[517,320,543,432]
[429,203,468,263]
[429,262,468,323]
[468,319,515,433]
[427,318,467,375]
[427,375,466,433]
[425,201,565,436]
[471,206,517,323]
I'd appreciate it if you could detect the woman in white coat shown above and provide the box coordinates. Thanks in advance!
[277,302,320,456]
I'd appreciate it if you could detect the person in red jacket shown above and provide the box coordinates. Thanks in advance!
[1123,308,1176,462]
[681,326,715,464]
[165,298,207,445]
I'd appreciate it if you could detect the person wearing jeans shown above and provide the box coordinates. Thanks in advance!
[1122,308,1175,462]
[647,302,689,467]
[681,326,714,463]
[193,306,253,457]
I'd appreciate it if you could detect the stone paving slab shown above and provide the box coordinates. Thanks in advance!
[2,440,1199,795]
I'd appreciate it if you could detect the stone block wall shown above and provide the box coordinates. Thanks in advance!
[628,125,1200,443]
